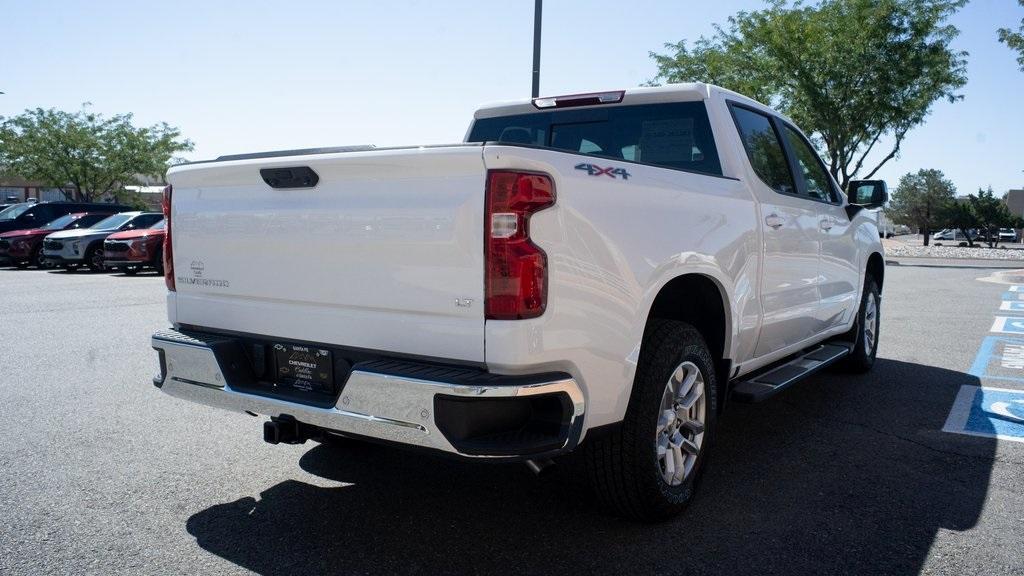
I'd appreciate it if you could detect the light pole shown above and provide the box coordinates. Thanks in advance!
[531,0,542,98]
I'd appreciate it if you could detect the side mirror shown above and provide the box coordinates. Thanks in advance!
[849,180,888,209]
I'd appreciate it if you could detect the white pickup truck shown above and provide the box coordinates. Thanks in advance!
[152,84,886,520]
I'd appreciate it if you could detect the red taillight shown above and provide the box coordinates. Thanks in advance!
[485,171,555,320]
[162,185,174,291]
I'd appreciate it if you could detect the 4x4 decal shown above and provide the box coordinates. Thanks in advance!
[575,163,631,180]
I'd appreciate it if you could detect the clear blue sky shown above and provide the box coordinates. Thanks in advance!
[2,0,1022,194]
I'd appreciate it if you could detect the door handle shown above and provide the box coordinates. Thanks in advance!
[819,218,834,231]
[765,214,784,229]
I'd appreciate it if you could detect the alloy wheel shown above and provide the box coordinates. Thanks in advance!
[655,361,706,486]
[864,292,878,356]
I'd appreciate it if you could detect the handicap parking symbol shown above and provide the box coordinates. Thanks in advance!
[1000,301,1024,311]
[990,316,1024,335]
[969,335,1024,382]
[943,386,1024,443]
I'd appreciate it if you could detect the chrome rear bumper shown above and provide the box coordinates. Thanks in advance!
[151,328,585,459]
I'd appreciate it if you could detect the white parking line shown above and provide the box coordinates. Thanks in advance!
[942,384,1024,443]
[942,385,977,434]
[990,316,1024,334]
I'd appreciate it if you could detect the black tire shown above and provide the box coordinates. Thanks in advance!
[580,319,717,521]
[32,246,51,269]
[14,261,28,269]
[84,243,105,272]
[154,249,164,276]
[838,276,880,373]
[123,266,139,276]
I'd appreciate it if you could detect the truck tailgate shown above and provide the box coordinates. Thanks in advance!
[166,145,487,363]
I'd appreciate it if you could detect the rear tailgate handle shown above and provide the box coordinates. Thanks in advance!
[260,166,319,189]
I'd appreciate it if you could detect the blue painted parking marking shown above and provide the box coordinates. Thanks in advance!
[1009,285,1024,292]
[1000,292,1024,300]
[969,335,1024,382]
[1001,301,1024,311]
[943,386,1024,443]
[990,316,1024,335]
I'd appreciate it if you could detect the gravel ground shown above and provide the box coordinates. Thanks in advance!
[883,238,1024,260]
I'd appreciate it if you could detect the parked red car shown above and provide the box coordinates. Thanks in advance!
[0,212,117,268]
[103,219,166,274]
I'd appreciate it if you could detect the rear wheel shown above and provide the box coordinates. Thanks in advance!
[838,276,880,373]
[581,319,717,521]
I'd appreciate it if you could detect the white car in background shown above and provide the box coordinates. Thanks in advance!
[932,229,974,242]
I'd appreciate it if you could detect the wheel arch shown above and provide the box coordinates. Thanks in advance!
[644,273,733,412]
[866,251,884,293]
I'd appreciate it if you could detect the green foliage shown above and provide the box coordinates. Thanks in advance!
[969,187,1022,247]
[0,105,192,202]
[938,198,978,246]
[999,0,1024,71]
[886,168,957,245]
[113,190,155,211]
[649,0,968,190]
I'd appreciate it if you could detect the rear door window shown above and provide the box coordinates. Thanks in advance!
[730,105,796,196]
[468,102,722,176]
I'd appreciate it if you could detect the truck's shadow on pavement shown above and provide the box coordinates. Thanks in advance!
[185,359,993,575]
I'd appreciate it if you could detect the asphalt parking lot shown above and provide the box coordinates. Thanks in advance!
[1,265,1023,575]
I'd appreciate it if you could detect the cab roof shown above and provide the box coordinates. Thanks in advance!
[472,82,782,123]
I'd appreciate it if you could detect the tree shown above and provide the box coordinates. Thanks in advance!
[649,0,968,191]
[938,198,978,246]
[887,169,956,245]
[1000,0,1024,71]
[969,187,1022,248]
[0,105,192,202]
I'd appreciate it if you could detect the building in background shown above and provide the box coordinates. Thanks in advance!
[1005,189,1024,218]
[0,177,75,202]
[122,185,166,210]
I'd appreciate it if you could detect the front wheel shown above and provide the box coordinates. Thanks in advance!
[838,276,880,373]
[33,246,52,269]
[581,319,717,521]
[84,244,105,272]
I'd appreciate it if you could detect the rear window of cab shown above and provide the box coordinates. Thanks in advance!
[467,102,722,177]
